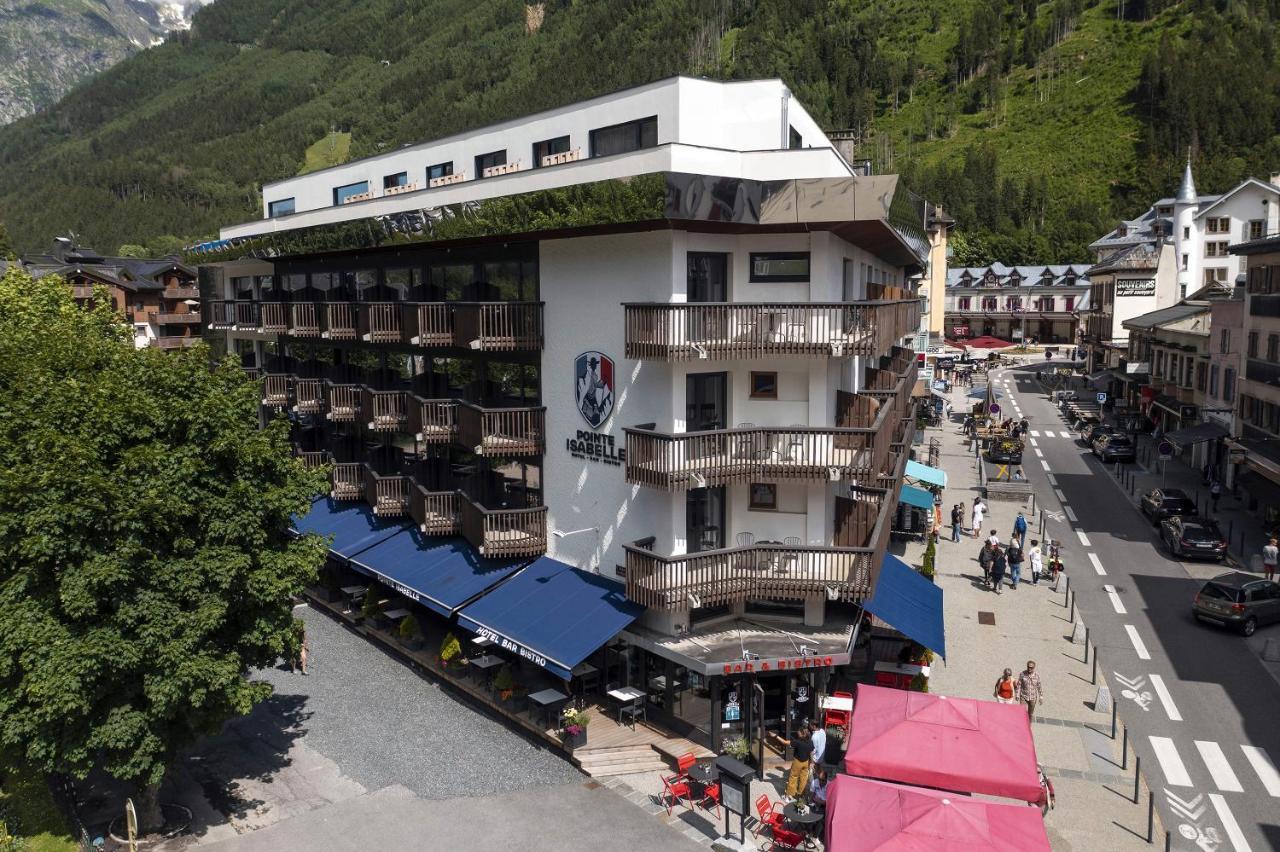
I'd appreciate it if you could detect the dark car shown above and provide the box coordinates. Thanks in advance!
[1160,516,1226,560]
[1140,488,1199,525]
[1092,433,1136,462]
[1192,573,1280,636]
[987,437,1024,465]
[1079,421,1116,444]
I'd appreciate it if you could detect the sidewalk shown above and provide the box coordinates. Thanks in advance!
[891,372,1156,851]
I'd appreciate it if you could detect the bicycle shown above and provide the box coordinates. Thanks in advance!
[1035,763,1056,815]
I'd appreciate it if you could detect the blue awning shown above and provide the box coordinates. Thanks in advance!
[865,554,946,659]
[290,497,406,560]
[898,483,935,511]
[905,460,948,488]
[348,529,522,617]
[457,557,643,680]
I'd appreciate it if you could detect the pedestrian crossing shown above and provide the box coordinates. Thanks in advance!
[1026,429,1079,439]
[1149,737,1280,796]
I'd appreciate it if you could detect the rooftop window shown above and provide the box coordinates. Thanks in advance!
[332,181,369,206]
[475,150,507,178]
[267,198,295,218]
[383,171,408,189]
[589,116,657,158]
[532,135,571,167]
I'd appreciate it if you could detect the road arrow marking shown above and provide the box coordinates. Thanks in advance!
[1043,509,1064,523]
[1164,788,1205,819]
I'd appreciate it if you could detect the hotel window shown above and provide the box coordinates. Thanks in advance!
[1223,368,1235,402]
[788,126,803,149]
[749,252,810,283]
[1158,206,1173,216]
[749,483,778,511]
[1209,365,1219,397]
[426,161,453,181]
[1064,296,1075,311]
[267,197,295,218]
[474,150,507,177]
[749,371,778,399]
[332,181,369,205]
[1203,267,1228,284]
[981,297,997,311]
[1248,331,1259,358]
[1220,329,1231,353]
[532,135,571,167]
[589,116,657,158]
[1183,227,1190,240]
[1206,217,1231,234]
[1249,219,1265,240]
[1181,253,1188,270]
[958,297,971,310]
[382,171,408,190]
[1269,334,1280,362]
[1196,362,1207,392]
[1006,297,1021,311]
[1205,241,1230,257]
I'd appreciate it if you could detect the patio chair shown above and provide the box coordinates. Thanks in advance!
[695,781,721,819]
[659,775,693,816]
[734,531,759,571]
[777,536,802,574]
[764,826,808,851]
[664,752,696,783]
[752,794,786,838]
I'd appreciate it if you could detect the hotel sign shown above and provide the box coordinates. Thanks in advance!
[1116,279,1156,297]
[473,626,550,669]
[721,655,836,675]
[568,350,626,466]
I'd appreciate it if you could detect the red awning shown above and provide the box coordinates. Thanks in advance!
[825,775,1051,851]
[963,335,1015,349]
[843,684,1043,801]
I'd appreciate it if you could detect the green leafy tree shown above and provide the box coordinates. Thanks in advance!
[0,222,13,259]
[116,244,149,258]
[0,268,327,831]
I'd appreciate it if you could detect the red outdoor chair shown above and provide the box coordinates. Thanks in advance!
[824,690,853,728]
[752,794,786,838]
[659,775,693,816]
[765,826,807,850]
[663,751,696,785]
[695,781,721,819]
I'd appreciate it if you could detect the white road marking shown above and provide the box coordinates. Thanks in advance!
[1240,745,1280,797]
[1034,448,1044,458]
[1209,793,1252,852]
[1046,473,1057,486]
[1064,505,1078,522]
[1040,459,1051,471]
[1150,736,1192,786]
[1147,675,1181,721]
[1076,529,1091,546]
[1062,431,1075,438]
[1054,488,1067,501]
[1125,624,1151,659]
[1103,584,1125,613]
[1196,741,1244,792]
[1029,437,1038,447]
[1030,430,1040,437]
[1088,553,1107,576]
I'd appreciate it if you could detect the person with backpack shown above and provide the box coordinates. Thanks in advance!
[990,545,1007,594]
[950,504,964,542]
[1006,540,1024,589]
[978,541,995,587]
[1014,512,1028,550]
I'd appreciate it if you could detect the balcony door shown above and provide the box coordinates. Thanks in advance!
[686,486,725,553]
[688,252,728,342]
[686,372,727,433]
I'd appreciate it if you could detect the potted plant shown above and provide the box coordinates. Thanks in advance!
[560,706,589,749]
[493,664,516,701]
[909,672,930,692]
[920,538,937,582]
[397,614,423,651]
[356,586,380,625]
[438,632,461,670]
[722,735,751,764]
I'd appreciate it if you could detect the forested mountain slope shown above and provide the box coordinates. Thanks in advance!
[0,0,1275,263]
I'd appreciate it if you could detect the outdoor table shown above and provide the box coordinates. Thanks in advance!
[528,687,570,730]
[571,662,600,698]
[686,763,717,787]
[607,686,646,725]
[382,608,410,621]
[470,654,504,685]
[783,802,823,847]
[820,695,853,713]
[340,585,365,596]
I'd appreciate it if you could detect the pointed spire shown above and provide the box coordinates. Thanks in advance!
[1176,151,1197,204]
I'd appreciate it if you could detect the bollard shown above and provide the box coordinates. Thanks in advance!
[1070,589,1076,622]
[1134,755,1141,803]
[1084,626,1090,663]
[1165,831,1172,852]
[1228,520,1235,551]
[1122,725,1128,768]
[1148,789,1155,843]
[1111,698,1118,739]
[1092,647,1098,684]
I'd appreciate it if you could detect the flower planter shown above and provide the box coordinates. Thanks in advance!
[562,729,587,750]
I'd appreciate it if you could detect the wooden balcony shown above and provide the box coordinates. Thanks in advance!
[410,303,454,347]
[456,401,545,456]
[289,303,321,337]
[410,484,461,535]
[292,378,326,414]
[331,463,364,500]
[325,383,361,422]
[409,486,547,557]
[363,388,409,432]
[262,374,291,408]
[623,489,893,609]
[259,302,288,333]
[155,336,199,350]
[207,301,235,329]
[323,303,358,340]
[623,299,921,361]
[409,397,459,444]
[233,301,259,329]
[365,465,409,517]
[164,286,200,300]
[297,450,330,469]
[453,302,543,351]
[154,312,201,324]
[359,303,405,344]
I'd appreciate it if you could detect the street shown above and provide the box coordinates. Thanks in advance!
[994,360,1280,852]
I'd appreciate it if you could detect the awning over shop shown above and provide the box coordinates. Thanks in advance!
[929,387,949,403]
[897,484,935,511]
[905,459,948,487]
[1166,422,1228,450]
[290,497,407,561]
[457,557,643,680]
[865,554,945,659]
[348,529,522,617]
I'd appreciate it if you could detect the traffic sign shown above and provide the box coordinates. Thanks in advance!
[989,403,1001,415]
[1096,392,1107,403]
[1158,440,1173,461]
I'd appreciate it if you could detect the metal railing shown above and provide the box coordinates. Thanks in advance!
[363,388,409,432]
[297,450,330,469]
[623,299,921,360]
[410,303,454,347]
[293,378,326,414]
[290,302,321,336]
[262,373,291,407]
[360,302,404,343]
[456,400,545,456]
[259,302,288,333]
[323,303,358,340]
[410,396,459,444]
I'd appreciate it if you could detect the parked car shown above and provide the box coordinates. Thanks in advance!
[1159,516,1227,560]
[1092,433,1136,462]
[1140,488,1199,525]
[1192,572,1280,636]
[1078,420,1115,444]
[987,436,1024,465]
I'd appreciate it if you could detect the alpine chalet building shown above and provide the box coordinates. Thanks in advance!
[199,77,931,752]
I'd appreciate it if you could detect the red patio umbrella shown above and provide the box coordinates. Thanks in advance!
[963,335,1014,349]
[825,776,1051,851]
[843,685,1042,802]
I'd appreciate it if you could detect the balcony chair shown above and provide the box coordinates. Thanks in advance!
[734,532,759,571]
[659,775,693,816]
[777,536,803,574]
[752,794,786,838]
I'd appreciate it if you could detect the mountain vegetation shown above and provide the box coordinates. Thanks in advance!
[0,0,1276,264]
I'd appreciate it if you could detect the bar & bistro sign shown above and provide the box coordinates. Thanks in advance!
[722,655,836,675]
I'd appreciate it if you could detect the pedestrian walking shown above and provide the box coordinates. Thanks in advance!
[1015,661,1043,718]
[1263,537,1279,582]
[1028,539,1043,585]
[1007,540,1024,589]
[951,504,963,543]
[971,498,986,538]
[1020,418,1029,434]
[993,668,1016,704]
[291,626,310,675]
[990,545,1007,594]
[1014,512,1028,550]
[1210,480,1222,514]
[978,541,995,587]
[786,726,813,799]
[809,722,826,772]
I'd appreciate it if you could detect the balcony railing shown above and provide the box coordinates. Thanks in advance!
[1245,358,1280,386]
[323,303,358,340]
[410,397,459,444]
[293,378,326,414]
[290,303,321,337]
[453,302,544,351]
[154,312,201,324]
[297,450,330,469]
[456,401,545,456]
[410,303,454,347]
[623,299,921,361]
[260,302,288,333]
[360,303,404,343]
[155,336,199,350]
[262,374,290,407]
[363,388,409,432]
[234,301,259,328]
[331,463,364,500]
[409,485,547,557]
[365,465,409,517]
[325,382,361,422]
[164,286,200,300]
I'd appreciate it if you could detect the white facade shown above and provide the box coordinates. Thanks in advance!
[225,77,841,241]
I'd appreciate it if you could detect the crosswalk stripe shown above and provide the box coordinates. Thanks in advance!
[1240,745,1280,797]
[1124,624,1150,659]
[1088,553,1106,576]
[1148,674,1181,721]
[1040,459,1051,471]
[1064,505,1077,522]
[1196,741,1243,792]
[1059,431,1073,438]
[1150,736,1192,786]
[1076,529,1090,546]
[1034,448,1044,458]
[1030,430,1040,437]
[1209,793,1252,852]
[1103,584,1125,613]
